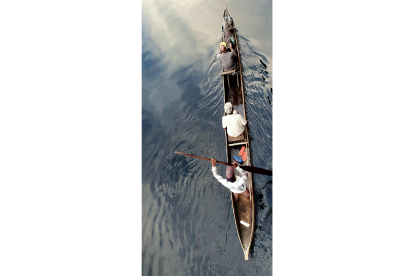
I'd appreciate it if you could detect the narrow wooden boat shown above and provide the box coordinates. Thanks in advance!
[220,6,254,260]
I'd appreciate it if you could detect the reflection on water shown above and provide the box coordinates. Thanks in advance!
[143,0,272,275]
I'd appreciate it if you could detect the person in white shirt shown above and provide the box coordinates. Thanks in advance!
[210,158,250,201]
[222,102,247,137]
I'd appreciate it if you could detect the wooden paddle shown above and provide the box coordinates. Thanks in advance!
[174,151,272,176]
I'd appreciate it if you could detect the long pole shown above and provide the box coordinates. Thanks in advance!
[174,151,272,176]
[175,151,232,165]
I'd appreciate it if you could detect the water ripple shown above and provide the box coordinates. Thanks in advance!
[143,6,272,276]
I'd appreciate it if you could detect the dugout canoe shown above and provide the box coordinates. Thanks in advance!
[220,6,254,260]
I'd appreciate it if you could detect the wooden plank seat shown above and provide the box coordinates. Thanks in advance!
[228,141,247,147]
[222,66,240,88]
[221,68,238,75]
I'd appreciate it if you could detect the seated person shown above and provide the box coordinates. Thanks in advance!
[222,21,235,49]
[222,102,247,138]
[216,42,237,71]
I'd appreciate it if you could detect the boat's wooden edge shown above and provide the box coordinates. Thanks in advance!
[236,22,255,259]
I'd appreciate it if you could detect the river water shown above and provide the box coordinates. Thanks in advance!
[142,0,272,275]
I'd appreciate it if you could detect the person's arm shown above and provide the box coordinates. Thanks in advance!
[234,164,247,179]
[229,45,237,57]
[237,114,247,126]
[212,167,226,182]
[211,159,229,187]
[222,116,227,130]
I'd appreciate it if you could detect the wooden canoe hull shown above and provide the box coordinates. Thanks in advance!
[221,6,255,260]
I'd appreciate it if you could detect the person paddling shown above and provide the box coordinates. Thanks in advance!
[211,158,250,201]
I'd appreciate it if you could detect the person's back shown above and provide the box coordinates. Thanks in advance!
[222,102,247,137]
[222,112,247,137]
[216,43,237,71]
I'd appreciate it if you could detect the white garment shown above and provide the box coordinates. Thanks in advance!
[222,113,247,137]
[211,166,247,193]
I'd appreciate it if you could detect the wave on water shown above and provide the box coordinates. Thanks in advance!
[143,33,272,276]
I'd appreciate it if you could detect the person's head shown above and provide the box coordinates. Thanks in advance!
[226,166,236,182]
[219,42,226,53]
[224,102,233,114]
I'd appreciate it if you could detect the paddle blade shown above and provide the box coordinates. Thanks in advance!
[240,165,272,176]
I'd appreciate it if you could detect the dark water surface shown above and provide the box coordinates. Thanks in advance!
[143,1,272,275]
